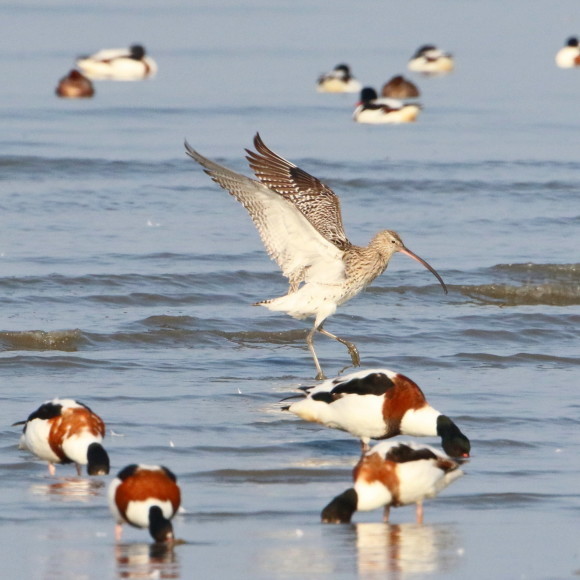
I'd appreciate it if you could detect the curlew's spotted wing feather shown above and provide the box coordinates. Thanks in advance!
[246,134,351,251]
[185,141,346,290]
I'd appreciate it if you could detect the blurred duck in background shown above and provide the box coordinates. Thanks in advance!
[353,87,421,124]
[555,37,580,68]
[381,75,420,98]
[76,44,157,80]
[408,45,454,75]
[55,69,95,98]
[317,63,362,93]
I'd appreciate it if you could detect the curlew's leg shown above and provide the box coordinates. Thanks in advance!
[318,327,360,367]
[48,463,56,476]
[306,325,327,380]
[383,506,391,523]
[75,463,82,477]
[415,501,424,524]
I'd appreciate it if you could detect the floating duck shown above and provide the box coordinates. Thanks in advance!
[321,441,464,524]
[13,398,110,476]
[76,44,157,80]
[55,69,94,98]
[381,75,420,99]
[284,368,470,456]
[408,45,454,75]
[555,37,580,68]
[109,464,181,543]
[353,87,421,124]
[317,64,362,93]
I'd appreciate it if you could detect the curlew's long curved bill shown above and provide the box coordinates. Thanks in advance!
[399,247,448,294]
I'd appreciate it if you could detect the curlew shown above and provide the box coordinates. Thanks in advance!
[185,134,447,379]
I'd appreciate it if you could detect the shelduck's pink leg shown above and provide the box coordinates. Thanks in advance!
[415,501,424,524]
[383,506,390,523]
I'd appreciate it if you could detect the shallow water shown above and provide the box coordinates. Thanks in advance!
[1,1,580,578]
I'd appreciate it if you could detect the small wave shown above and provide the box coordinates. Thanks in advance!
[493,263,580,278]
[193,467,346,484]
[0,329,83,351]
[222,329,307,345]
[453,352,580,367]
[460,264,580,305]
[462,492,552,508]
[1,156,180,180]
[464,283,580,306]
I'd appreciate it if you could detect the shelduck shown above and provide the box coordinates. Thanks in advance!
[321,441,464,524]
[109,464,181,543]
[408,45,454,75]
[284,368,470,457]
[555,37,580,68]
[353,87,421,124]
[14,398,110,476]
[381,75,420,99]
[55,69,95,98]
[317,64,362,93]
[76,44,157,80]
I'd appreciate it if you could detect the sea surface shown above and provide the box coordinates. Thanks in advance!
[1,1,580,578]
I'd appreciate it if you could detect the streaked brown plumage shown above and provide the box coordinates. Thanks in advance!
[185,134,447,379]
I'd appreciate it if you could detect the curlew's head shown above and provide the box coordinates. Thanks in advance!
[373,230,448,294]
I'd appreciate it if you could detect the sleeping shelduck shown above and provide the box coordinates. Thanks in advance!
[381,75,420,99]
[55,69,95,98]
[76,44,157,80]
[109,464,181,543]
[555,37,580,68]
[14,398,110,476]
[408,45,454,75]
[321,441,464,524]
[353,87,421,124]
[317,64,362,93]
[284,369,470,457]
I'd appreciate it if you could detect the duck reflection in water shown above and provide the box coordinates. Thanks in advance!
[115,542,180,579]
[29,477,105,502]
[353,522,463,577]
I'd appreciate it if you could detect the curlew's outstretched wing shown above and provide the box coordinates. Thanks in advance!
[185,141,346,289]
[245,134,351,251]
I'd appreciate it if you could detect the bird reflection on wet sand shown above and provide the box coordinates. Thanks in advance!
[29,477,105,502]
[354,522,463,577]
[115,542,180,579]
